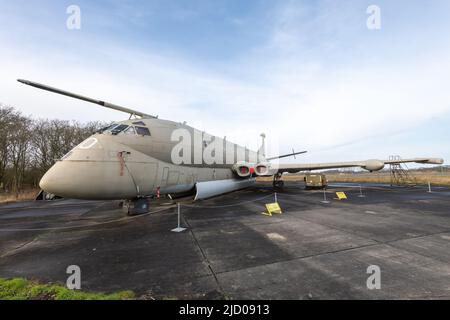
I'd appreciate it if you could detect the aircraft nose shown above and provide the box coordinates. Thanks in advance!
[38,134,145,200]
[38,136,109,199]
[39,158,138,200]
[39,162,67,196]
[39,161,106,199]
[39,173,50,192]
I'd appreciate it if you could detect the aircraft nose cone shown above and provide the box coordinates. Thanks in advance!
[39,174,48,191]
[39,165,63,196]
[38,135,145,200]
[38,157,138,200]
[39,161,94,199]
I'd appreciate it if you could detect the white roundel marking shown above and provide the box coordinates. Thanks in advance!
[78,138,98,149]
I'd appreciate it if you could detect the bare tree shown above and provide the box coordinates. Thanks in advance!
[0,105,15,190]
[31,119,105,176]
[6,110,32,194]
[0,104,106,193]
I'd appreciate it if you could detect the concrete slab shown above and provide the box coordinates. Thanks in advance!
[218,244,450,299]
[0,182,449,299]
[389,232,450,264]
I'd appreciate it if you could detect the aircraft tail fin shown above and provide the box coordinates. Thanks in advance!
[258,133,266,158]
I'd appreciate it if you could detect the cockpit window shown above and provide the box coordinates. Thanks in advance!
[135,126,151,136]
[96,123,116,134]
[98,123,149,136]
[110,124,129,135]
[123,126,136,135]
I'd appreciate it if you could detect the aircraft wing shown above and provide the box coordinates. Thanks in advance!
[18,79,156,119]
[269,158,444,174]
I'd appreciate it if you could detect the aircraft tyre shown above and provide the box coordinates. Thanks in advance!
[122,198,150,216]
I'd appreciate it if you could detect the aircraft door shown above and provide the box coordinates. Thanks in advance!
[159,167,180,187]
[168,171,180,185]
[161,167,169,185]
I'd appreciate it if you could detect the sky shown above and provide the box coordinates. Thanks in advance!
[0,0,449,165]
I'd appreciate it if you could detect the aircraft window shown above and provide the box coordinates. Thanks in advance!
[135,126,151,136]
[110,124,129,135]
[123,126,136,135]
[132,121,146,126]
[97,123,117,134]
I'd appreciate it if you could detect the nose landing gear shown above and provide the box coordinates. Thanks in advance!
[272,173,285,189]
[122,198,150,216]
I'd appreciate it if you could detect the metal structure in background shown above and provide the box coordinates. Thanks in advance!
[389,155,417,186]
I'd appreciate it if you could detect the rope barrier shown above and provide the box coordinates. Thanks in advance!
[0,205,176,232]
[180,193,274,209]
[0,192,280,232]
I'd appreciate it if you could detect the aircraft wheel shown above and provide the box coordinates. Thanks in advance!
[122,198,150,216]
[273,180,284,189]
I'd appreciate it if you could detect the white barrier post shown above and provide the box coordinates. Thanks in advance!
[171,203,187,233]
[428,182,432,193]
[321,188,330,204]
[358,184,366,198]
[274,192,278,203]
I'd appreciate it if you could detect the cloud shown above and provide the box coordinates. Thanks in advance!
[0,0,449,163]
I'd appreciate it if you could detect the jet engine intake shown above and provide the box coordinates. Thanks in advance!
[254,163,271,176]
[232,162,255,178]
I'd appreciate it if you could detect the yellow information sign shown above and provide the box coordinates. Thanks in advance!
[262,202,283,216]
[335,192,347,200]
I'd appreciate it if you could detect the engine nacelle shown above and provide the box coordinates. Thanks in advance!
[362,159,385,172]
[232,161,256,178]
[254,162,271,176]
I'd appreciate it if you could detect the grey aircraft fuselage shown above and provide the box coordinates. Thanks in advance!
[40,117,260,200]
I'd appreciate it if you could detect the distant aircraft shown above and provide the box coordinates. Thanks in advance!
[18,79,444,214]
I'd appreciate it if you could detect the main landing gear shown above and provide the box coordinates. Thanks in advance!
[122,198,150,216]
[272,173,285,189]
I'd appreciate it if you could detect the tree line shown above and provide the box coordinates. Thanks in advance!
[0,104,105,195]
